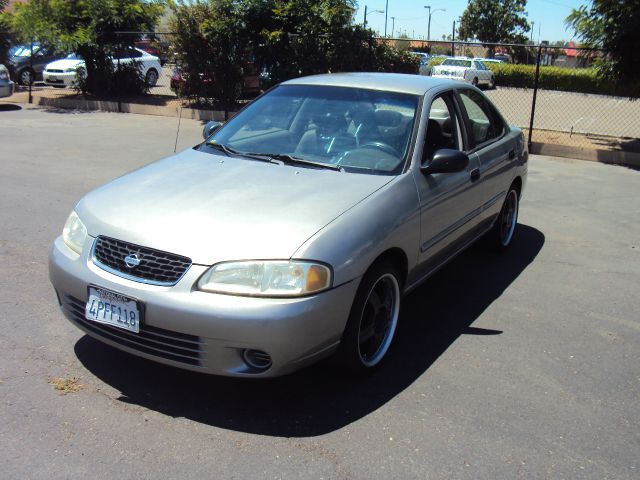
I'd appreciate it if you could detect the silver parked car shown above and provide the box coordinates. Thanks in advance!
[0,64,15,98]
[49,73,527,377]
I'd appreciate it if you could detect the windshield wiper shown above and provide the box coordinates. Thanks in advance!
[205,142,273,162]
[249,153,344,172]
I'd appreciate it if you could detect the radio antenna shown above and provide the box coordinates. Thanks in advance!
[174,104,183,153]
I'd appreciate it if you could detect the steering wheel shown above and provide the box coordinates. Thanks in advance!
[359,141,401,157]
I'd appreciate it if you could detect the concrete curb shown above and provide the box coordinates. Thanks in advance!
[530,142,640,168]
[1,94,228,122]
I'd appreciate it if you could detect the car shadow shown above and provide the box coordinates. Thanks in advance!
[0,103,22,111]
[74,223,544,437]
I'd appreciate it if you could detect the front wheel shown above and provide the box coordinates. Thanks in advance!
[337,261,402,374]
[486,187,519,251]
[19,68,34,85]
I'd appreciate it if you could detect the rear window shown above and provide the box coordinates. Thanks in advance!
[442,59,472,68]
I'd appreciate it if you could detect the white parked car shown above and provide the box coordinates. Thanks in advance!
[431,58,495,89]
[43,48,162,88]
[474,57,504,66]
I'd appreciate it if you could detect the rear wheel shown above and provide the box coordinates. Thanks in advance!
[488,75,496,89]
[337,261,402,374]
[472,77,479,87]
[486,186,519,251]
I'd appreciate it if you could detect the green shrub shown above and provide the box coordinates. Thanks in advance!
[487,63,620,96]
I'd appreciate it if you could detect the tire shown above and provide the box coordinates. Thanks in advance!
[19,68,34,86]
[145,69,159,87]
[336,261,402,374]
[486,186,519,251]
[472,77,479,87]
[488,76,496,89]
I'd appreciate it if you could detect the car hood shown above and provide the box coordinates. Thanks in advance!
[45,59,84,70]
[76,148,395,265]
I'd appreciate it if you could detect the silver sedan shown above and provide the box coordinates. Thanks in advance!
[49,73,527,377]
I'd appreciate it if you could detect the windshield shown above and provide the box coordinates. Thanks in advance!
[442,59,472,68]
[12,45,40,57]
[66,53,83,60]
[204,84,419,174]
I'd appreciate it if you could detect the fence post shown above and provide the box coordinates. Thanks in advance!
[527,44,542,151]
[28,37,33,104]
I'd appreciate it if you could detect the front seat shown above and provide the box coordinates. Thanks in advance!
[295,112,356,158]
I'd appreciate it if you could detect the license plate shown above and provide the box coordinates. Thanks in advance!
[85,286,140,333]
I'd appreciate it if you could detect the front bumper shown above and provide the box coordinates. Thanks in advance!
[49,236,359,377]
[43,71,76,87]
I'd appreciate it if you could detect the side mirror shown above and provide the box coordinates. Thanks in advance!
[421,149,469,175]
[202,120,223,139]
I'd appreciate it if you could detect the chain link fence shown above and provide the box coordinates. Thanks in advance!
[2,34,639,155]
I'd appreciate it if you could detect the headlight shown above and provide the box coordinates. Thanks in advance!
[198,261,332,297]
[62,211,87,255]
[64,68,75,73]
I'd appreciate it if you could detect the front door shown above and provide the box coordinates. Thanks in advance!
[411,91,485,282]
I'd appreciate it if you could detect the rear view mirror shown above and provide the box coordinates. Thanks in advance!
[420,149,469,175]
[202,121,223,139]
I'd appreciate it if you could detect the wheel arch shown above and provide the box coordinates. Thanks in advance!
[368,247,409,290]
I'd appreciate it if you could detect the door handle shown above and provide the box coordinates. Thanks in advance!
[508,149,516,160]
[470,168,481,182]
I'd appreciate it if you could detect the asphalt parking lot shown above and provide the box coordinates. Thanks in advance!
[1,105,638,479]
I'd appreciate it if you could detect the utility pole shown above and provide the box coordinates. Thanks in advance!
[452,20,456,56]
[391,16,396,38]
[384,0,389,37]
[530,21,535,42]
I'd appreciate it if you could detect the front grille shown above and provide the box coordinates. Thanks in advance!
[93,236,192,286]
[63,295,204,367]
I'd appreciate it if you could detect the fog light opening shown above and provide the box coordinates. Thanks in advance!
[243,349,272,371]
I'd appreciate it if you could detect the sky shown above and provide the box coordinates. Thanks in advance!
[356,0,590,43]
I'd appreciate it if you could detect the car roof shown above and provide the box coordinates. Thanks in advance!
[282,72,462,96]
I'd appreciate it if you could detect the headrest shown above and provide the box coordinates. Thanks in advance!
[313,112,347,133]
[374,109,402,127]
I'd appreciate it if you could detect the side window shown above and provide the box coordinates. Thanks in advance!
[425,94,461,161]
[458,89,504,146]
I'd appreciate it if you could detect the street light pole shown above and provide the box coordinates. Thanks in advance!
[364,6,385,29]
[424,6,446,43]
[530,21,535,42]
[391,16,396,38]
[425,5,431,41]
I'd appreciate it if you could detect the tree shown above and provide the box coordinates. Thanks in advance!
[3,0,164,95]
[170,0,418,111]
[566,0,640,97]
[170,0,249,115]
[0,0,10,64]
[458,0,530,55]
